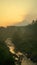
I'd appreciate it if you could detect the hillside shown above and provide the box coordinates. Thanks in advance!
[0,20,37,63]
[12,20,37,62]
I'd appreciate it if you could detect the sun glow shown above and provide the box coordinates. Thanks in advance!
[0,0,37,26]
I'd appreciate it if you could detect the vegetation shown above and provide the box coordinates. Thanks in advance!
[0,41,15,65]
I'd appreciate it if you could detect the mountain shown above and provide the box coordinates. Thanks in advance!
[0,20,37,63]
[15,20,29,26]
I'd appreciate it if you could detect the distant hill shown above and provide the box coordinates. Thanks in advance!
[15,20,29,26]
[12,20,37,49]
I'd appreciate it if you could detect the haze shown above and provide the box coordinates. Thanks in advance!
[0,0,37,27]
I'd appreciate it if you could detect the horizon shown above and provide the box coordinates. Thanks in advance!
[0,0,37,27]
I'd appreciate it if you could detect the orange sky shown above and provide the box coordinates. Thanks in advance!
[0,0,37,27]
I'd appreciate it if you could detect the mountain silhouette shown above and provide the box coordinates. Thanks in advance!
[15,20,29,26]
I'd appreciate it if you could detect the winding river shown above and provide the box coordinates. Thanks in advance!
[5,38,37,65]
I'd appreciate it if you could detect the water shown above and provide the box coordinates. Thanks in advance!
[5,38,37,65]
[21,55,37,65]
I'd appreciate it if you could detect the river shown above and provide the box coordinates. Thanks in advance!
[5,38,37,65]
[21,55,37,65]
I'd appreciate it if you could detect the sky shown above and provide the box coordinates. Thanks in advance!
[0,0,37,27]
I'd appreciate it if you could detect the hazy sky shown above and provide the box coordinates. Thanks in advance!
[0,0,37,27]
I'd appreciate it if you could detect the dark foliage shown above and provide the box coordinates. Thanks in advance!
[0,41,15,65]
